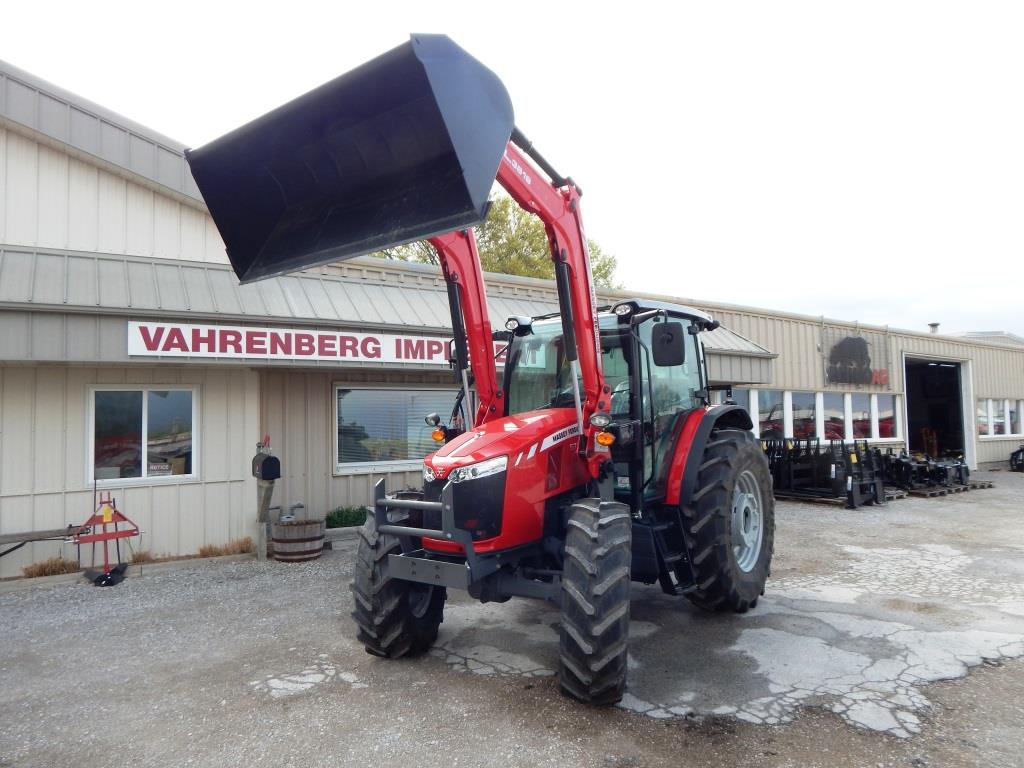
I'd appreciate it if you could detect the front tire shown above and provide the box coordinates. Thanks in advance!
[559,498,632,705]
[350,515,445,658]
[682,429,774,613]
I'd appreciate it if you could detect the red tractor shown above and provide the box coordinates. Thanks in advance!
[187,35,774,704]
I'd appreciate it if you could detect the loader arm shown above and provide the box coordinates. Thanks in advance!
[495,139,607,474]
[427,231,501,426]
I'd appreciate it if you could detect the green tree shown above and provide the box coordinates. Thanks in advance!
[375,195,619,288]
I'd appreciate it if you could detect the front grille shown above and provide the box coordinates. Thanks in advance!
[422,474,505,540]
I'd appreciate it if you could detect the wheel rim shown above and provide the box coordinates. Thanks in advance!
[731,470,764,573]
[407,583,435,619]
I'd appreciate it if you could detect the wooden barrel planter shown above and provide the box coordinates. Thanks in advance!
[271,519,326,562]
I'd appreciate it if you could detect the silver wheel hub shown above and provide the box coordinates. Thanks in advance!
[731,470,764,573]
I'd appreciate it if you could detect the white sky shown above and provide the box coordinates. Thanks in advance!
[3,1,1022,335]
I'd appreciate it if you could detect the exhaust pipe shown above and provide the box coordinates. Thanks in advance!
[185,35,514,283]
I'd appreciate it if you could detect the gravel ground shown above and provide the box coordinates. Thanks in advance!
[1,470,1023,767]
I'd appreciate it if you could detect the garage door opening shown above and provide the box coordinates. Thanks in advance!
[904,358,965,457]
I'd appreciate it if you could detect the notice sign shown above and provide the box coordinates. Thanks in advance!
[128,322,505,365]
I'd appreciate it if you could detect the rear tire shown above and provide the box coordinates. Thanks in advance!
[350,514,445,658]
[682,429,774,613]
[559,498,632,705]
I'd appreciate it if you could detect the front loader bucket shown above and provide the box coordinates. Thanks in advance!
[185,34,513,282]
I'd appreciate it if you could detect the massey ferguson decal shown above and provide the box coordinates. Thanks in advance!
[540,423,581,452]
[822,328,892,388]
[128,322,506,365]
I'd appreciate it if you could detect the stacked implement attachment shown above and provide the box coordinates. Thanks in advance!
[764,439,885,509]
[878,449,975,496]
[1011,444,1024,472]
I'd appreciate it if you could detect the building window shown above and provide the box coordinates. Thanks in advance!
[335,387,458,470]
[850,393,871,439]
[757,390,784,439]
[729,388,751,410]
[92,388,196,481]
[977,399,990,436]
[992,399,1007,435]
[876,394,897,438]
[1011,400,1022,435]
[822,393,845,439]
[791,392,816,439]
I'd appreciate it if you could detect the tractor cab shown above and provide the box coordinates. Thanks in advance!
[502,299,717,514]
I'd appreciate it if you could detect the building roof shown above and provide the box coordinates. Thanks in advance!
[0,245,773,360]
[954,331,1024,347]
[0,58,204,206]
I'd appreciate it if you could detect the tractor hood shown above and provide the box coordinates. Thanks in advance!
[425,408,579,480]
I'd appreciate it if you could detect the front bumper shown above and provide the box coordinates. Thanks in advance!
[373,479,499,590]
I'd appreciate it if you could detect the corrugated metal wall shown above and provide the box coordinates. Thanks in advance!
[0,127,226,264]
[258,369,455,516]
[0,365,258,578]
[706,306,1024,467]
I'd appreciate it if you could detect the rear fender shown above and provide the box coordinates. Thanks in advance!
[664,405,754,506]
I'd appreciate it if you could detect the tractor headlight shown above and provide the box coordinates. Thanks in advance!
[423,464,436,483]
[448,456,508,484]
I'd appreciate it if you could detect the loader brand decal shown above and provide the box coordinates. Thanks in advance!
[503,151,532,185]
[127,322,506,365]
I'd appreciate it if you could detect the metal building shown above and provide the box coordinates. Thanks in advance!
[1,61,1022,577]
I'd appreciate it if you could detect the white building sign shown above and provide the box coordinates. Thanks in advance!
[128,322,507,365]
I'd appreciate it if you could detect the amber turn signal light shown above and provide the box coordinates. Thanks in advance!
[431,429,446,442]
[595,430,615,447]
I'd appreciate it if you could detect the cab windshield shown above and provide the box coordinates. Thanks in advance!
[504,319,578,415]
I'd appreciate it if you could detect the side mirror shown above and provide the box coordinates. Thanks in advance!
[652,321,686,367]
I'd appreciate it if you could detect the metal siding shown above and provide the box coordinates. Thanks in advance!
[153,194,180,259]
[68,158,99,251]
[96,171,127,253]
[277,276,315,318]
[5,131,36,245]
[203,218,226,262]
[125,183,154,256]
[36,145,68,249]
[0,367,33,496]
[0,249,32,301]
[153,263,187,310]
[0,364,258,577]
[1,127,230,265]
[4,78,34,125]
[100,120,130,167]
[0,311,30,358]
[0,128,5,243]
[70,107,99,154]
[255,279,291,318]
[182,266,216,314]
[29,312,64,360]
[0,59,204,205]
[180,206,206,260]
[208,270,243,315]
[126,260,158,308]
[97,257,129,308]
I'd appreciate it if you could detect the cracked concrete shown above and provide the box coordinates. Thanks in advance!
[2,470,1023,767]
[427,477,1024,739]
[248,653,367,698]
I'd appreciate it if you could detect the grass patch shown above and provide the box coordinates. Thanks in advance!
[22,556,81,578]
[197,537,254,558]
[325,506,368,528]
[131,550,154,564]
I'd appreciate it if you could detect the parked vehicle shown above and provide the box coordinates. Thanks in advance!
[187,35,774,704]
